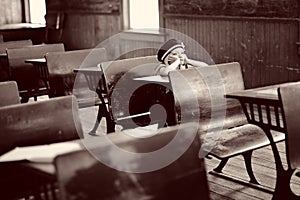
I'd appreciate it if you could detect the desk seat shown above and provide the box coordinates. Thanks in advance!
[169,62,286,185]
[6,43,65,102]
[207,124,285,159]
[0,139,82,199]
[0,95,83,199]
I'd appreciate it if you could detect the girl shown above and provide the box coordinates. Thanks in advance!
[155,39,208,76]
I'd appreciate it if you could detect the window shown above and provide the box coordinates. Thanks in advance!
[28,0,46,24]
[128,0,159,29]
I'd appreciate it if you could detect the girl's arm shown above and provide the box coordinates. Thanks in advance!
[186,58,208,67]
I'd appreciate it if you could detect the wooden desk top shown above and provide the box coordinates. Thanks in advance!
[73,66,101,73]
[0,140,83,176]
[133,75,169,83]
[226,81,300,101]
[25,58,46,64]
[226,89,279,101]
[0,140,83,163]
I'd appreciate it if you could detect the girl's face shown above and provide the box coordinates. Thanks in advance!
[165,47,186,65]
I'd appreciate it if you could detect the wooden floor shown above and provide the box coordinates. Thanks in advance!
[28,95,299,200]
[205,142,300,200]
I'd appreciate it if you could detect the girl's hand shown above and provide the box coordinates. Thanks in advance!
[167,55,178,65]
[180,54,188,64]
[167,57,181,70]
[170,57,180,67]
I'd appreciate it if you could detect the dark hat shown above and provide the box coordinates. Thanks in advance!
[157,39,185,62]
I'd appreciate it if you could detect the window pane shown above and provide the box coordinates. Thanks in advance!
[29,0,46,24]
[129,0,159,29]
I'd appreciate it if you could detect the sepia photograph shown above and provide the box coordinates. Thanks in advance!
[0,0,299,199]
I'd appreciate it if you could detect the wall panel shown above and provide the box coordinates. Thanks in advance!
[47,0,122,50]
[62,14,121,50]
[119,32,164,59]
[164,15,300,88]
[163,0,299,18]
[0,0,22,26]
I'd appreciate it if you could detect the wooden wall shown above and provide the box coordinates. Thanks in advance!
[44,0,300,88]
[46,0,122,50]
[0,0,45,44]
[118,30,165,59]
[0,0,22,25]
[162,0,299,18]
[160,0,300,88]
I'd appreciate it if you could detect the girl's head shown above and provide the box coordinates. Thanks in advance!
[157,39,186,65]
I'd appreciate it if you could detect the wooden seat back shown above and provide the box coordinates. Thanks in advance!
[0,40,33,81]
[0,95,83,155]
[46,48,107,74]
[0,81,20,106]
[279,82,300,169]
[45,48,107,100]
[100,55,158,94]
[169,62,247,131]
[7,43,65,67]
[0,39,33,54]
[6,43,65,93]
[55,123,209,200]
[99,55,158,127]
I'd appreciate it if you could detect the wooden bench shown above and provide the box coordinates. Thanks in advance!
[0,81,20,106]
[0,95,83,155]
[81,56,158,133]
[0,95,83,199]
[168,62,285,184]
[0,39,33,81]
[100,56,158,130]
[0,39,33,54]
[45,48,107,107]
[6,43,65,102]
[280,83,300,171]
[276,83,300,198]
[55,123,209,200]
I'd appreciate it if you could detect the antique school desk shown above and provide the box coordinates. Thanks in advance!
[226,81,300,199]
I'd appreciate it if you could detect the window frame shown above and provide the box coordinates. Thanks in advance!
[123,0,161,31]
[22,0,46,24]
